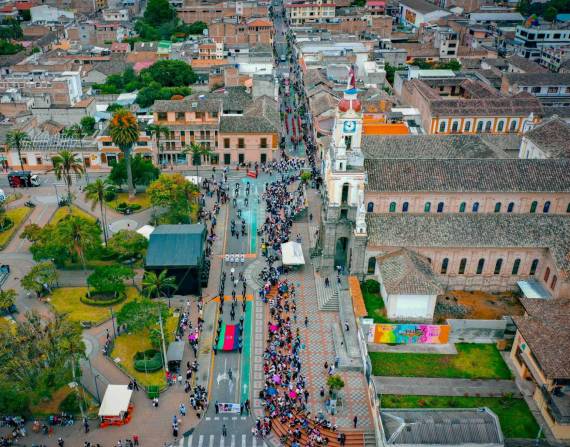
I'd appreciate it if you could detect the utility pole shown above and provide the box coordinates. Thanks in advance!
[158,307,169,373]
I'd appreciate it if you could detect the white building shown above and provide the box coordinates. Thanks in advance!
[514,23,570,59]
[285,0,335,25]
[519,116,570,159]
[30,5,74,24]
[398,0,451,29]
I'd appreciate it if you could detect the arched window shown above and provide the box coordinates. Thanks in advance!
[476,121,483,133]
[441,258,449,274]
[437,202,444,213]
[543,201,551,213]
[402,202,409,212]
[494,258,503,275]
[510,120,518,132]
[507,202,514,213]
[530,259,539,275]
[341,183,350,204]
[439,121,446,133]
[567,202,570,213]
[427,258,432,264]
[367,202,374,213]
[512,258,521,275]
[497,120,505,132]
[544,267,550,282]
[472,202,479,213]
[485,121,492,132]
[458,258,467,274]
[451,121,459,133]
[389,202,396,212]
[459,202,466,213]
[551,275,557,290]
[367,257,377,274]
[530,201,538,213]
[424,202,431,213]
[464,121,471,132]
[476,258,485,274]
[494,202,501,213]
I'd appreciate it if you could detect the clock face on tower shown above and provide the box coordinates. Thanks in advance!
[343,120,357,133]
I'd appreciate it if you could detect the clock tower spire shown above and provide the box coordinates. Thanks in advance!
[331,84,364,169]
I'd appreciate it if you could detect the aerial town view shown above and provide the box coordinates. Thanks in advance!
[0,0,569,444]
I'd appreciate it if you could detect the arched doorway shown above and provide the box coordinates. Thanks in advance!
[334,237,349,270]
[367,257,376,274]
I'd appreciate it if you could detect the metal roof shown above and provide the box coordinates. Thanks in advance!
[145,224,205,268]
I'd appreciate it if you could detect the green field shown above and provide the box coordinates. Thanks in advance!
[0,207,31,250]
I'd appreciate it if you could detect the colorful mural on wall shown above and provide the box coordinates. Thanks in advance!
[367,323,450,344]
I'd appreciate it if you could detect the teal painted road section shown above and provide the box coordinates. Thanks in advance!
[240,300,253,404]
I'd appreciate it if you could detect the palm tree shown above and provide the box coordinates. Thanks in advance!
[60,216,95,270]
[183,143,213,179]
[142,270,177,307]
[84,179,114,245]
[5,130,29,172]
[109,110,140,199]
[146,123,170,170]
[51,150,85,209]
[64,124,90,182]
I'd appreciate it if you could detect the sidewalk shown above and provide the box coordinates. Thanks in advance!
[373,376,520,397]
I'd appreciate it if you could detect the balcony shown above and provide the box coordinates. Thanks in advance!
[541,386,570,425]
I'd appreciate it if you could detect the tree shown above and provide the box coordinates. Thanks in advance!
[107,103,125,113]
[0,289,16,312]
[184,143,213,178]
[107,230,148,261]
[143,0,176,27]
[60,216,101,269]
[0,199,8,231]
[51,150,84,206]
[63,124,89,182]
[109,109,140,199]
[141,60,197,87]
[116,298,168,332]
[147,173,200,224]
[135,85,192,108]
[108,154,159,189]
[146,123,170,168]
[0,18,23,39]
[87,265,134,297]
[5,130,29,172]
[142,270,177,299]
[544,5,558,20]
[80,116,96,135]
[20,261,58,298]
[437,59,461,71]
[84,179,114,245]
[178,21,207,36]
[0,39,23,55]
[327,374,345,397]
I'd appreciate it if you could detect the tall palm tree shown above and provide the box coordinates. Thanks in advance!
[60,216,96,270]
[109,110,140,199]
[64,124,90,183]
[146,123,170,170]
[5,130,29,172]
[183,143,213,179]
[51,150,84,209]
[142,270,177,306]
[84,179,114,245]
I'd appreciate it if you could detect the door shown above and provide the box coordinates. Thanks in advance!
[210,153,219,165]
[260,153,267,164]
[224,153,231,165]
[238,153,245,164]
[334,237,349,271]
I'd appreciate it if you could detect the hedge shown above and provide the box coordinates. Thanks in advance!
[134,349,163,372]
[80,291,126,307]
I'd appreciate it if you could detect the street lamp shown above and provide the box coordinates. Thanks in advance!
[93,374,101,403]
[109,307,117,337]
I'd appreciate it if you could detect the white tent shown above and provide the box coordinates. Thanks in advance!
[185,176,202,186]
[136,225,155,240]
[98,385,133,417]
[281,241,305,266]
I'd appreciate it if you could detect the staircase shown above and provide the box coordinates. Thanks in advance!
[364,431,378,447]
[315,274,339,311]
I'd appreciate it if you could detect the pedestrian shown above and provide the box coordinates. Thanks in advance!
[133,378,139,391]
[215,401,219,414]
[133,435,139,446]
[152,396,159,407]
[353,415,358,428]
[324,277,329,287]
[320,386,325,398]
[304,316,308,327]
[57,438,64,447]
[83,418,89,433]
[179,403,186,416]
[344,320,350,332]
[334,356,340,368]
[222,424,227,437]
[324,361,328,369]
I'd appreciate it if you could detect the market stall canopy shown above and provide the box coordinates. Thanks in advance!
[136,225,155,240]
[98,385,133,417]
[281,241,305,266]
[185,176,202,186]
[167,341,185,362]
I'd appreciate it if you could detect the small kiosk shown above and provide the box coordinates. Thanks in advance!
[166,341,185,373]
[98,384,134,428]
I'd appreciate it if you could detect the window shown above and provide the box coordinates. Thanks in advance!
[223,138,230,149]
[531,86,541,94]
[175,112,185,121]
[544,267,550,282]
[238,138,245,149]
[530,259,539,275]
[512,258,521,275]
[551,275,557,290]
[260,138,268,148]
[458,258,467,274]
[530,201,538,213]
[510,120,518,132]
[485,121,492,132]
[389,202,396,212]
[402,202,409,212]
[439,121,446,133]
[195,112,204,119]
[543,201,551,213]
[157,112,167,121]
[367,257,377,274]
[464,121,471,132]
[494,202,501,213]
[507,202,514,213]
[497,120,505,132]
[437,202,444,213]
[547,87,558,94]
[494,258,503,275]
[441,258,449,274]
[472,202,479,213]
[367,202,374,212]
[459,202,466,213]
[424,202,431,213]
[211,111,218,118]
[567,202,570,213]
[341,183,350,204]
[476,121,483,133]
[476,258,485,274]
[451,121,459,132]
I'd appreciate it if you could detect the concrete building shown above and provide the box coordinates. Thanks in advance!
[398,0,451,29]
[514,23,570,59]
[501,72,570,109]
[539,46,570,72]
[285,0,336,25]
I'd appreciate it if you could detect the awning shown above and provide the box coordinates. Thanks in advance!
[166,341,185,362]
[101,147,121,154]
[517,279,551,300]
[136,225,155,240]
[281,241,305,266]
[98,385,133,417]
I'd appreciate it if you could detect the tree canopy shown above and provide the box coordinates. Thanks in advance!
[87,265,134,297]
[108,154,160,188]
[116,298,169,332]
[141,60,197,87]
[0,18,23,39]
[20,261,58,298]
[147,173,200,224]
[0,39,23,55]
[107,230,148,260]
[143,0,176,27]
[80,116,96,135]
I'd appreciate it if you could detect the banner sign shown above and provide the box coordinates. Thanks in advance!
[367,323,450,344]
[218,403,241,414]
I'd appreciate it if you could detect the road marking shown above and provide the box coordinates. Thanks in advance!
[197,435,204,447]
[208,435,214,447]
[206,417,211,421]
[241,416,246,420]
[232,416,237,420]
[186,435,193,447]
[241,434,246,446]
[220,435,225,447]
[252,437,256,447]
[230,434,235,447]
[214,416,219,420]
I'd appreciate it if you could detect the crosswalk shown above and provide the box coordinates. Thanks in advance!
[178,433,269,447]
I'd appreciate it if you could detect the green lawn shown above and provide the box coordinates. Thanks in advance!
[370,343,512,379]
[361,279,391,323]
[381,395,539,439]
[0,207,32,250]
[48,287,139,325]
[50,205,96,225]
[106,192,151,212]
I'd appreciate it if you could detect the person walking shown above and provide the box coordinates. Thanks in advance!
[304,316,309,327]
[179,403,186,416]
[222,424,227,437]
[353,415,358,428]
[57,438,64,447]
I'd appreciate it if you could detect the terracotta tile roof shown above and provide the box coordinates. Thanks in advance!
[507,55,547,74]
[191,59,229,68]
[512,298,570,379]
[348,276,367,318]
[504,72,570,86]
[524,116,570,158]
